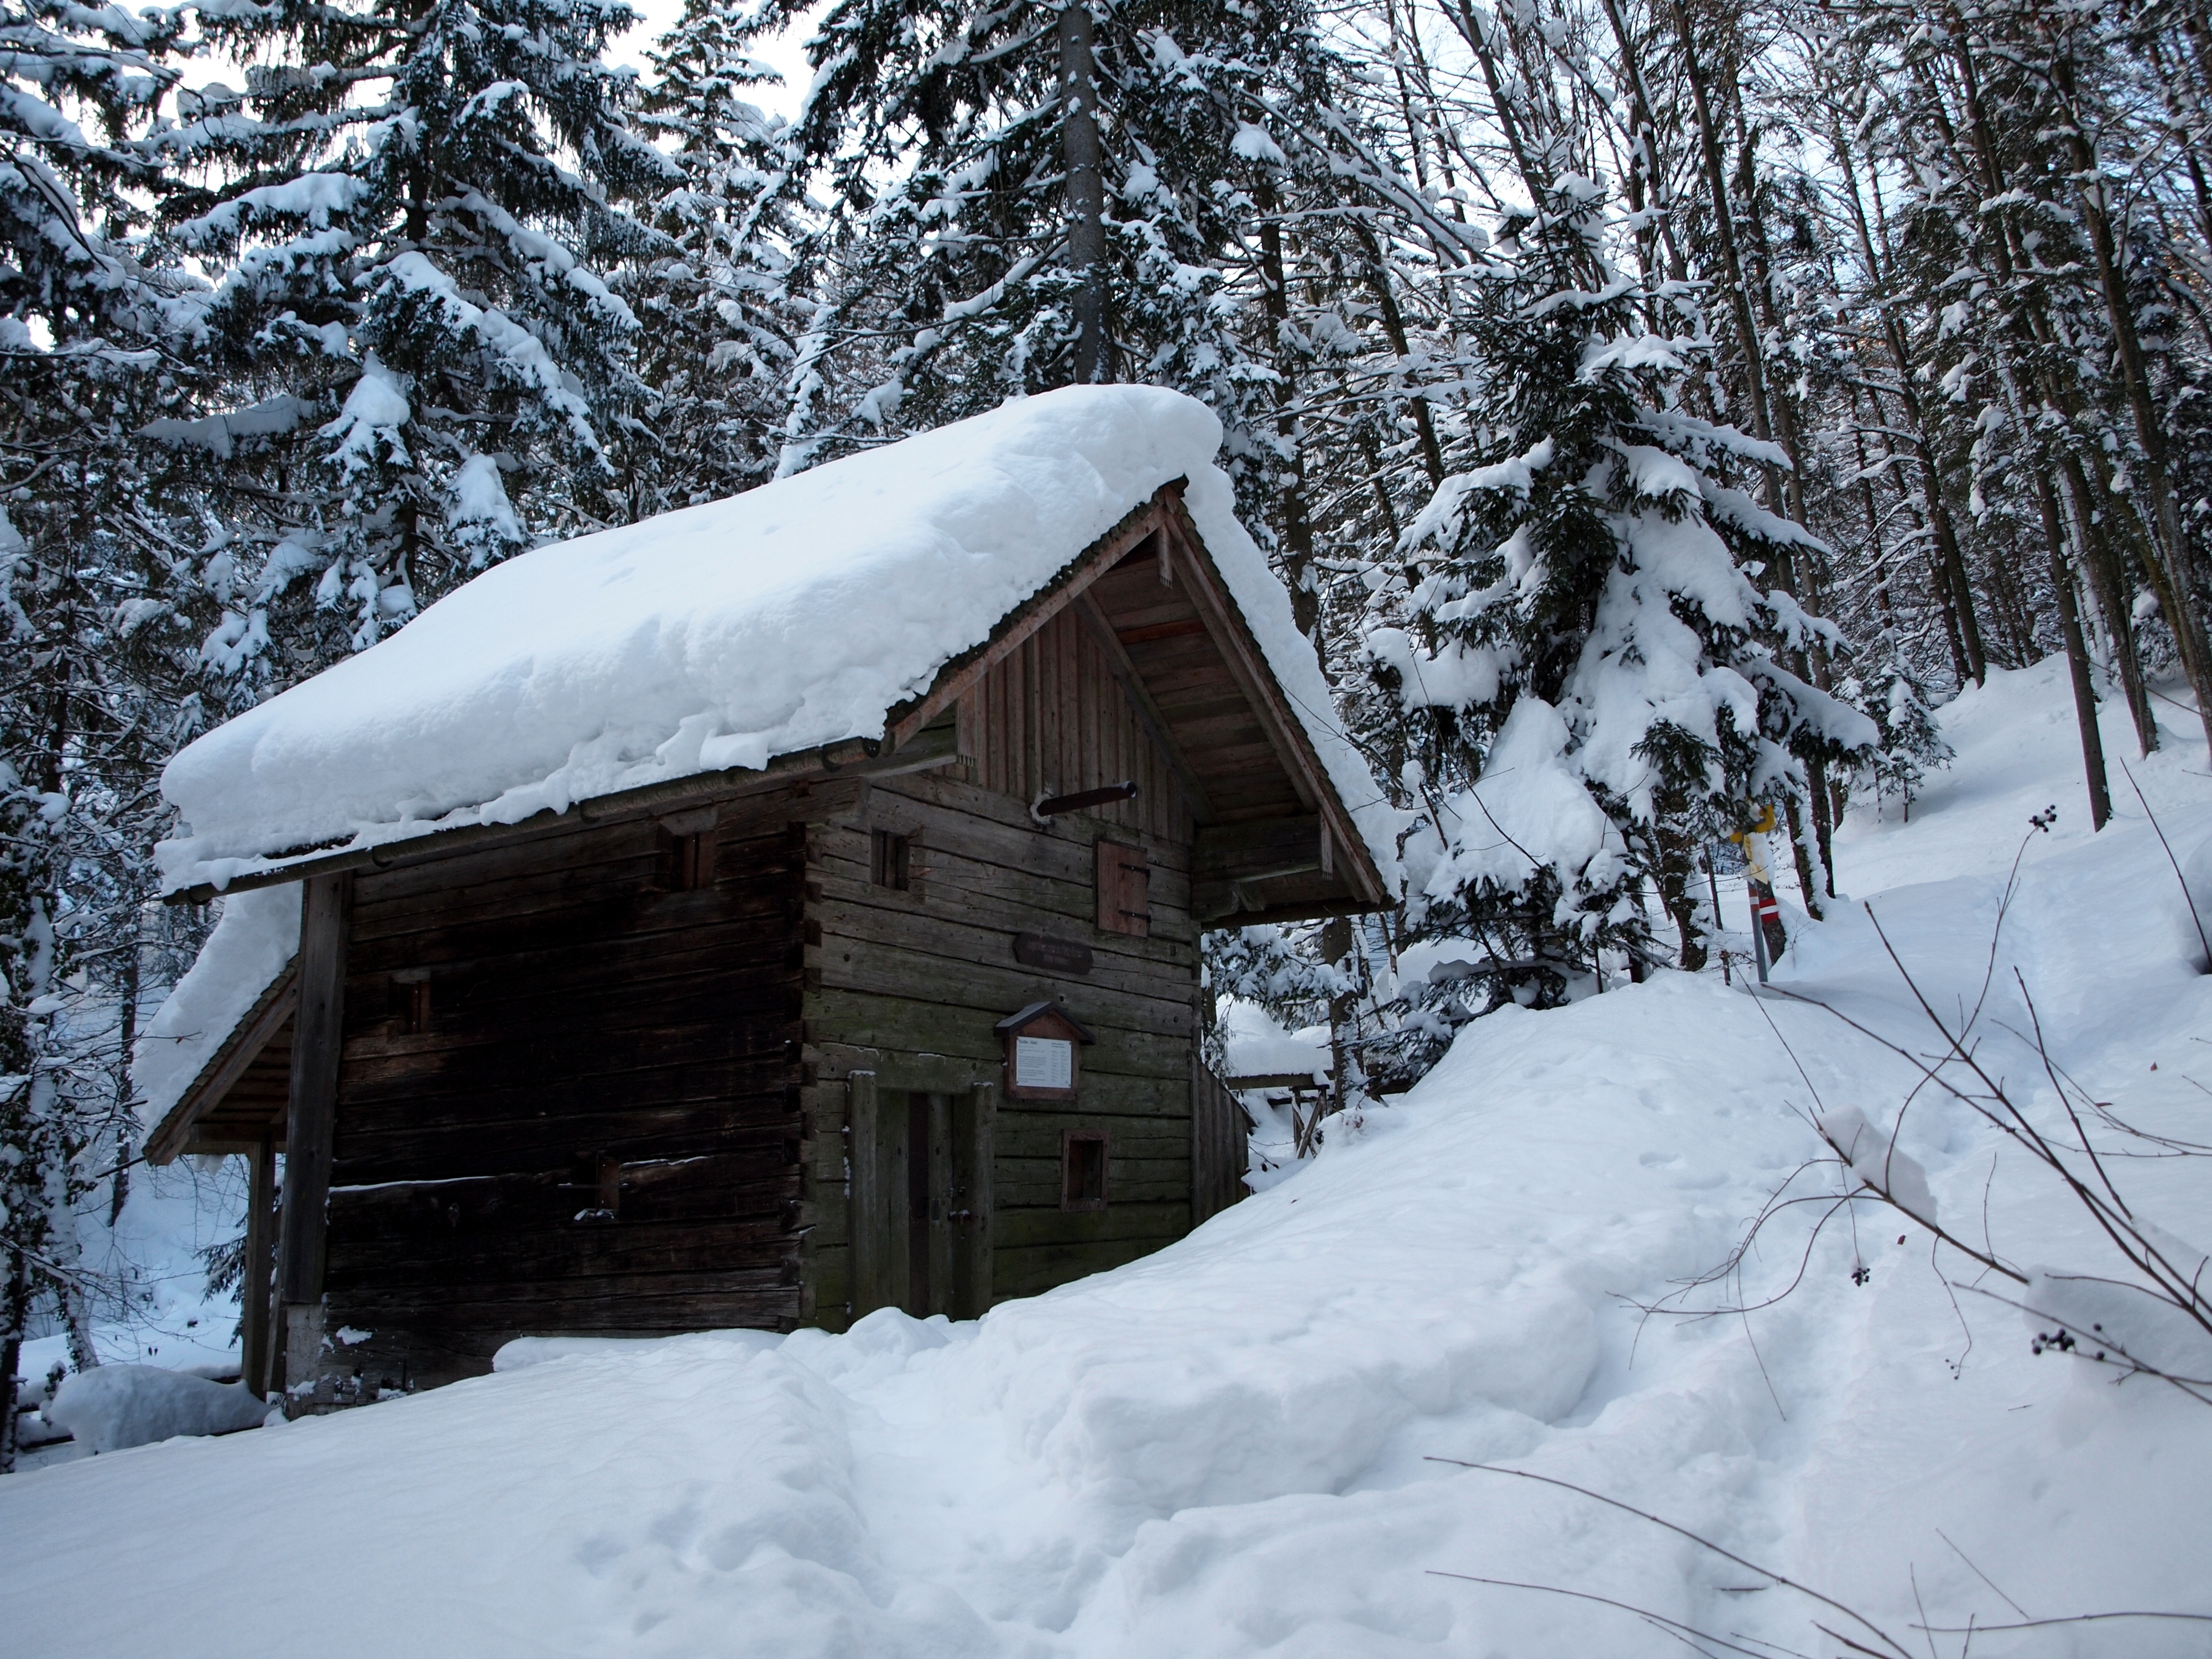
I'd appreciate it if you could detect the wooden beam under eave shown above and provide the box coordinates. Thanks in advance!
[143,970,299,1166]
[163,730,960,906]
[1155,502,1389,912]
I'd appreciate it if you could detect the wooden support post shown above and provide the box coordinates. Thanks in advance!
[276,872,350,1404]
[242,1134,275,1396]
[847,1073,889,1318]
[956,1083,995,1320]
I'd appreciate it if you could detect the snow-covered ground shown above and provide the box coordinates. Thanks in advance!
[6,655,2209,1656]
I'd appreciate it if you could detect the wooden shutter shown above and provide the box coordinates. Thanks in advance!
[1095,841,1150,937]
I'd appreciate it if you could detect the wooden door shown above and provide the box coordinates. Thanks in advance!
[849,1075,995,1322]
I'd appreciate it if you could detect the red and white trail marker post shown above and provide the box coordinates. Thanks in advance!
[1730,806,1789,985]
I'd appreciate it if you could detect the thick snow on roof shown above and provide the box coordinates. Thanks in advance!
[158,387,1395,895]
[131,884,299,1130]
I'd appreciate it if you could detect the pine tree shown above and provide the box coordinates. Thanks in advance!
[1353,187,1875,1014]
[613,0,804,515]
[1,0,208,1461]
[745,0,1376,573]
[161,0,672,667]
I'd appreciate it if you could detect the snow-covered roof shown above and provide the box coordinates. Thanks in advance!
[158,386,1395,895]
[132,884,299,1134]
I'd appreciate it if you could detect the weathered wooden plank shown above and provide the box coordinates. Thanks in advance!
[920,759,1194,866]
[339,1046,797,1121]
[352,818,800,906]
[341,1029,801,1105]
[343,955,804,1054]
[1190,1060,1250,1225]
[336,1090,795,1159]
[993,1237,1176,1301]
[327,1280,797,1326]
[811,865,1195,973]
[959,1083,995,1318]
[1071,593,1217,827]
[993,1199,1190,1250]
[325,1230,797,1287]
[860,765,1194,873]
[242,1135,276,1395]
[813,896,1189,1002]
[883,495,1167,750]
[816,826,1194,930]
[814,846,1195,949]
[804,989,1189,1080]
[926,1090,954,1317]
[808,1051,1186,1124]
[991,1118,1191,1159]
[334,1112,799,1188]
[348,900,799,991]
[350,877,802,969]
[995,1157,1189,1208]
[327,1159,797,1227]
[847,1073,893,1319]
[812,937,1196,1042]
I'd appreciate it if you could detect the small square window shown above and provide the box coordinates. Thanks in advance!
[1061,1129,1109,1212]
[872,829,912,891]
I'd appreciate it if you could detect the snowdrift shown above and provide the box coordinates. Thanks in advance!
[41,1365,269,1454]
[9,656,2208,1657]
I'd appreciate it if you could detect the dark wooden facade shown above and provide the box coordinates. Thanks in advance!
[147,486,1387,1400]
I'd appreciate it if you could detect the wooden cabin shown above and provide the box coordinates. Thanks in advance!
[137,390,1389,1404]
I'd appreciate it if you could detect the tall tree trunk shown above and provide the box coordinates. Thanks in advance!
[2051,49,2212,752]
[2056,455,2159,756]
[1669,0,1786,518]
[1832,124,1987,684]
[1058,0,1108,386]
[0,1255,27,1474]
[1353,225,1446,489]
[1258,191,1319,646]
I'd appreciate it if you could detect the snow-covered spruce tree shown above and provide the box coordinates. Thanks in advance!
[1837,640,1949,824]
[1353,189,1875,1021]
[1,0,214,1462]
[611,0,803,516]
[745,0,1364,561]
[156,0,672,670]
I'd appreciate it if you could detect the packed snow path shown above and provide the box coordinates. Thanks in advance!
[7,657,2210,1657]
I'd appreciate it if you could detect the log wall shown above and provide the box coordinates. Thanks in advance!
[320,786,813,1390]
[800,761,1204,1321]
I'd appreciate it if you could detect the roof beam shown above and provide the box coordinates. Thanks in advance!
[145,968,299,1164]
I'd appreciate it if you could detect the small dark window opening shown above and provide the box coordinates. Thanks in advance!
[672,830,712,890]
[872,829,912,891]
[390,977,431,1035]
[1061,1128,1109,1212]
